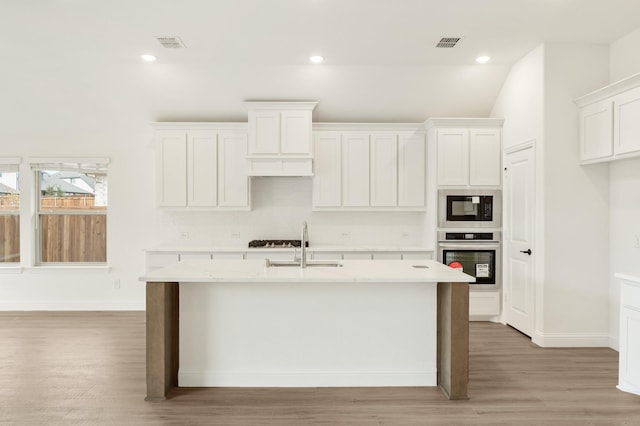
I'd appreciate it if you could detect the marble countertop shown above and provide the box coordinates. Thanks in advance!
[146,245,434,253]
[139,259,474,284]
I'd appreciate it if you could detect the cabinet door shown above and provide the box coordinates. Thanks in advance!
[437,128,469,186]
[248,110,280,155]
[218,132,249,208]
[614,86,640,156]
[342,133,370,207]
[370,133,398,207]
[580,100,613,162]
[469,128,501,186]
[158,131,187,207]
[187,132,218,207]
[398,133,426,207]
[312,132,342,207]
[281,110,312,155]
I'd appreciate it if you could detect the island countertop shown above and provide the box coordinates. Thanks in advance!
[139,259,475,284]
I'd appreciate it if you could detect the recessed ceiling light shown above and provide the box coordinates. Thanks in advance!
[309,55,324,64]
[141,54,157,62]
[476,55,491,64]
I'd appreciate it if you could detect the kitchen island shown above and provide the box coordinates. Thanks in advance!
[140,259,473,401]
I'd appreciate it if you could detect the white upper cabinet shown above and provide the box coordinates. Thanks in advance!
[311,124,426,211]
[579,99,613,162]
[246,102,317,176]
[469,129,502,186]
[614,86,640,156]
[436,128,469,186]
[370,133,398,207]
[398,133,426,207]
[187,132,218,207]
[428,119,503,187]
[576,73,640,164]
[312,132,342,208]
[342,133,370,207]
[218,132,249,207]
[281,110,313,154]
[155,124,250,210]
[248,110,279,155]
[158,131,188,207]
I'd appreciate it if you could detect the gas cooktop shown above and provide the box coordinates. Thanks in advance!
[248,239,309,248]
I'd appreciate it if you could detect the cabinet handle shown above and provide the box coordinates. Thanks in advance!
[520,249,532,255]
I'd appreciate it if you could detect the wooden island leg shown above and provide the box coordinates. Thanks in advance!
[437,282,469,400]
[145,282,179,401]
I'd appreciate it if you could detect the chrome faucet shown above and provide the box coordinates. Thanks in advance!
[300,221,308,268]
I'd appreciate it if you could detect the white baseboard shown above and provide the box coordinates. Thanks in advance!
[609,335,620,352]
[0,300,145,311]
[179,369,437,387]
[532,330,610,347]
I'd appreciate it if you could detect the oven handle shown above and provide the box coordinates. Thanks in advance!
[438,242,501,249]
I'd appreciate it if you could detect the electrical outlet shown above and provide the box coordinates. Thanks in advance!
[401,231,410,239]
[341,232,350,239]
[231,231,241,239]
[114,279,121,290]
[179,231,190,240]
[635,234,640,249]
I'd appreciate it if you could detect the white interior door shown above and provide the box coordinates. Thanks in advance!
[504,144,535,336]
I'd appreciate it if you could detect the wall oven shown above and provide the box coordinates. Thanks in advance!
[438,189,502,228]
[437,231,501,289]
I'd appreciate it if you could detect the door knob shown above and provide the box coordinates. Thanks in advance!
[520,249,532,255]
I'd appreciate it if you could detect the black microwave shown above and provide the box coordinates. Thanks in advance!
[438,189,502,228]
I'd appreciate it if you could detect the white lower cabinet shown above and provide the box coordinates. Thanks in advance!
[618,277,640,396]
[155,124,250,210]
[469,291,501,319]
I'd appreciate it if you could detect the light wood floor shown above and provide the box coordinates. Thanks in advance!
[1,312,638,425]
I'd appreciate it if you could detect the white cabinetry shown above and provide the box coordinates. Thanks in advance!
[312,124,426,211]
[370,133,398,207]
[155,124,250,210]
[576,73,640,164]
[246,102,317,176]
[428,119,503,187]
[342,133,370,207]
[617,275,640,396]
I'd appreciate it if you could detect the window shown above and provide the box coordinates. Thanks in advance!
[0,160,20,263]
[31,159,109,264]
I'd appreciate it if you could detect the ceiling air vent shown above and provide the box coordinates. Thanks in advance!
[154,36,186,49]
[435,37,461,48]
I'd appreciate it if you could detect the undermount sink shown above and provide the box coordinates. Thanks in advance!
[265,260,343,268]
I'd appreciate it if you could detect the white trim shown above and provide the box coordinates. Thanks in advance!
[313,122,425,132]
[615,273,640,284]
[244,101,318,111]
[0,157,21,165]
[617,383,640,396]
[574,71,640,107]
[424,117,505,129]
[610,335,620,352]
[0,300,145,311]
[23,265,111,274]
[0,266,23,274]
[28,157,111,168]
[504,139,536,154]
[532,329,610,347]
[179,369,436,388]
[151,122,248,131]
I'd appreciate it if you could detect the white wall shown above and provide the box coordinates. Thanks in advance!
[608,28,640,349]
[542,44,609,344]
[491,43,612,346]
[0,60,428,310]
[610,28,640,82]
[490,44,545,336]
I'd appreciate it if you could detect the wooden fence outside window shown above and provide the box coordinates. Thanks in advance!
[0,195,107,263]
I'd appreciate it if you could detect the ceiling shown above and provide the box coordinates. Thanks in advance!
[2,0,640,122]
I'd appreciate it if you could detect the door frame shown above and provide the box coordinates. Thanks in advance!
[501,140,536,335]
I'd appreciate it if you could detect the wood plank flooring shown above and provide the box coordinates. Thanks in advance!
[1,312,639,425]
